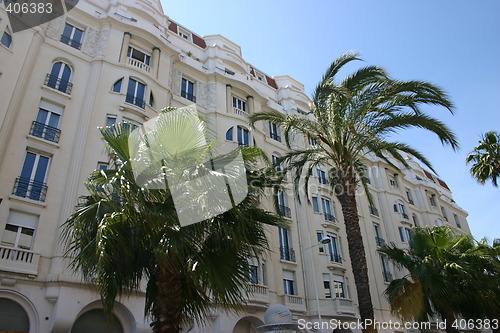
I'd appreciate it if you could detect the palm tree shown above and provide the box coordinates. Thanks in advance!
[379,227,500,333]
[62,108,283,333]
[466,131,500,187]
[249,52,458,333]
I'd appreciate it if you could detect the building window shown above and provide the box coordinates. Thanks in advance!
[112,78,123,93]
[317,231,325,253]
[380,255,392,282]
[269,122,281,142]
[374,224,385,247]
[307,136,316,146]
[321,198,334,222]
[0,298,30,333]
[412,214,419,227]
[312,196,320,212]
[277,190,291,218]
[333,279,346,298]
[60,23,84,49]
[178,28,191,40]
[127,46,151,66]
[406,189,414,205]
[45,62,73,94]
[279,227,294,262]
[405,228,412,242]
[97,162,109,170]
[232,96,247,114]
[126,78,146,108]
[13,151,50,201]
[30,102,63,143]
[106,115,117,127]
[237,126,249,146]
[394,201,408,219]
[398,227,406,243]
[283,271,296,295]
[225,127,234,141]
[1,31,12,48]
[328,235,341,263]
[272,155,282,173]
[389,174,398,187]
[429,194,437,207]
[1,211,38,250]
[181,77,196,102]
[323,274,332,298]
[453,214,462,228]
[317,168,328,185]
[246,265,259,284]
[441,206,448,221]
[369,204,379,217]
[262,262,268,285]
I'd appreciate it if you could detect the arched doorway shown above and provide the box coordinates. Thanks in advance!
[233,316,265,333]
[0,297,30,333]
[71,309,123,333]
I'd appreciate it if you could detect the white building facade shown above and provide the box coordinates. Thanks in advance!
[0,1,470,332]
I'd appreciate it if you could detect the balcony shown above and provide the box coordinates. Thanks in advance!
[324,213,335,222]
[330,253,342,264]
[181,90,196,103]
[383,271,393,283]
[333,298,356,315]
[269,132,281,142]
[232,107,249,117]
[278,204,292,218]
[0,246,40,276]
[246,283,269,305]
[12,177,48,202]
[29,121,61,143]
[375,237,386,247]
[285,294,305,312]
[125,94,146,109]
[280,246,296,262]
[60,35,82,50]
[369,206,379,217]
[45,74,73,95]
[127,57,151,73]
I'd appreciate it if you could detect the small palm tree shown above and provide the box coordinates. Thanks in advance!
[250,52,458,333]
[379,227,500,333]
[466,131,500,187]
[62,108,283,333]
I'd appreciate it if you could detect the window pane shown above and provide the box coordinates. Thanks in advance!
[18,227,34,250]
[1,224,18,247]
[33,156,49,184]
[20,152,36,180]
[50,62,62,77]
[312,197,319,212]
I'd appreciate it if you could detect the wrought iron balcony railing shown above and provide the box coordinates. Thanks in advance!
[60,35,82,49]
[30,121,61,143]
[269,132,281,142]
[330,253,342,264]
[324,213,335,222]
[375,237,386,247]
[125,94,146,109]
[280,246,296,262]
[12,177,48,202]
[181,90,196,102]
[278,204,292,218]
[45,74,73,94]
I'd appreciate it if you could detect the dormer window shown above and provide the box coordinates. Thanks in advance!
[178,28,191,41]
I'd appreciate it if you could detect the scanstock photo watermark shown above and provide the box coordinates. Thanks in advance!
[297,318,499,331]
[3,0,79,33]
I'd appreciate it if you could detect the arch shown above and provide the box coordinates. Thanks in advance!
[47,60,73,94]
[226,127,234,141]
[232,316,264,333]
[71,300,136,333]
[0,289,39,333]
[112,77,124,93]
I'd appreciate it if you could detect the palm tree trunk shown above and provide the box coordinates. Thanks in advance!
[439,309,459,333]
[336,174,376,333]
[151,266,184,333]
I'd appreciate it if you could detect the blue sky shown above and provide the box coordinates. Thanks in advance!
[161,0,500,242]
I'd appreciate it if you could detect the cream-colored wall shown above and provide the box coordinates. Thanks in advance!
[0,1,470,332]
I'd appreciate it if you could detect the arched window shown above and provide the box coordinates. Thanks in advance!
[237,126,249,146]
[0,298,30,333]
[1,27,12,48]
[226,127,234,141]
[112,78,123,93]
[125,77,146,108]
[46,61,73,94]
[72,309,123,333]
[412,214,420,227]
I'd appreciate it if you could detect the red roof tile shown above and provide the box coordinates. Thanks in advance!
[192,34,207,49]
[437,178,450,190]
[423,170,434,181]
[266,75,278,89]
[168,21,178,33]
